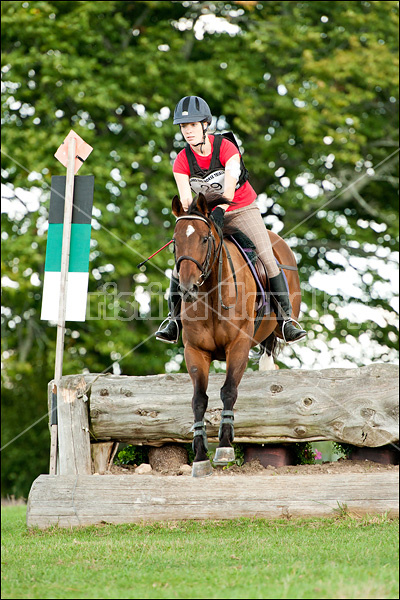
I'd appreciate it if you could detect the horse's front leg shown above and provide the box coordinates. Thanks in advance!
[184,344,213,477]
[214,338,251,465]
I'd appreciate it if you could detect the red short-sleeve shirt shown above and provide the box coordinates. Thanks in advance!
[173,135,256,212]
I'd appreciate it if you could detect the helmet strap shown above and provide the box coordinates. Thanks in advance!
[191,122,208,154]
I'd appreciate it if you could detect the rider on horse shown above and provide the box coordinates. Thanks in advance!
[156,95,306,345]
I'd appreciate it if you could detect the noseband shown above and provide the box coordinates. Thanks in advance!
[174,215,222,287]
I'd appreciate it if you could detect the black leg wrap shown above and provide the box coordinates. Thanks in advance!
[219,410,234,442]
[191,421,208,453]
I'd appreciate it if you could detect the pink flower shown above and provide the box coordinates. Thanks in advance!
[314,450,323,460]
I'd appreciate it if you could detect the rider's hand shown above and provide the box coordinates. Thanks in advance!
[210,207,225,230]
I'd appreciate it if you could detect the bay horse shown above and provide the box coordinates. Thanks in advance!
[172,192,302,477]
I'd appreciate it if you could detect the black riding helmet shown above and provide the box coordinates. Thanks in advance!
[173,96,212,125]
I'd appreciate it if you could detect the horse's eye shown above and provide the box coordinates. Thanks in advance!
[202,236,208,244]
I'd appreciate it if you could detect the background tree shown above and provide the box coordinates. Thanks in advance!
[1,0,398,497]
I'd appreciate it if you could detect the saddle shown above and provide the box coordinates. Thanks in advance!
[226,233,270,313]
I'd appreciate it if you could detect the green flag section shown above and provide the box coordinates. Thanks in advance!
[44,224,92,272]
[41,175,94,322]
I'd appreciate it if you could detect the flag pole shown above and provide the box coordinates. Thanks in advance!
[49,136,76,475]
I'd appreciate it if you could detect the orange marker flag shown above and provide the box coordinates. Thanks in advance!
[54,129,93,174]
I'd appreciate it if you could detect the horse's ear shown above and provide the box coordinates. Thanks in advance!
[172,195,184,217]
[196,193,208,216]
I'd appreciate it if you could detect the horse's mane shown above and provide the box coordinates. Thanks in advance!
[186,192,254,252]
[187,190,236,217]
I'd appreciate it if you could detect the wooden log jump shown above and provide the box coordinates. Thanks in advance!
[27,471,399,528]
[27,363,398,529]
[52,363,398,449]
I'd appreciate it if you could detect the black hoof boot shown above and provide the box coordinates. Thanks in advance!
[213,411,235,465]
[191,421,212,476]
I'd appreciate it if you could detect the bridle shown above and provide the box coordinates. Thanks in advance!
[174,214,238,310]
[174,215,222,287]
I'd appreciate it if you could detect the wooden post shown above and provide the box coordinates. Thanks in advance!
[49,137,76,475]
[91,442,120,474]
[49,386,58,475]
[57,375,92,476]
[45,130,93,474]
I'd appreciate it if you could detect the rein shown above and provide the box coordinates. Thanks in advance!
[174,214,238,309]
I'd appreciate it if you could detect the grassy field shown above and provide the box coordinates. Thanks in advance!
[1,505,398,599]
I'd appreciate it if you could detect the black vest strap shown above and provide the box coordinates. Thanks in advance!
[209,135,223,172]
[185,144,204,176]
[185,133,249,189]
[216,132,249,188]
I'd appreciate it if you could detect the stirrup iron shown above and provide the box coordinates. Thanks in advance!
[155,314,179,344]
[282,318,306,345]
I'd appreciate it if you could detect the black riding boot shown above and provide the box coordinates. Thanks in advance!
[269,272,307,344]
[155,275,181,344]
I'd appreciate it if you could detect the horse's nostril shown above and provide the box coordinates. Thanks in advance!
[178,283,198,303]
[178,283,198,296]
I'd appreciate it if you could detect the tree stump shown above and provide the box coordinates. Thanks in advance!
[148,445,189,474]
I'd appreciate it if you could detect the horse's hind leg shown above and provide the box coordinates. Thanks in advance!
[259,333,278,371]
[184,345,213,477]
[214,340,251,465]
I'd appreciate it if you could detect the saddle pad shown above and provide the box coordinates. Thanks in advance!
[227,234,291,315]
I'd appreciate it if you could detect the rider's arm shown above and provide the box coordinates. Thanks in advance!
[221,154,240,210]
[173,172,193,211]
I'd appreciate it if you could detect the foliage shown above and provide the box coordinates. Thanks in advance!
[114,444,149,467]
[184,442,196,465]
[2,506,399,599]
[293,442,316,465]
[233,442,245,466]
[333,441,352,458]
[1,1,399,497]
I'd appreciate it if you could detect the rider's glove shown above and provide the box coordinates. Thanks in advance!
[210,207,225,231]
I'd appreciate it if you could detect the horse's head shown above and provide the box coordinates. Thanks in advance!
[172,193,219,303]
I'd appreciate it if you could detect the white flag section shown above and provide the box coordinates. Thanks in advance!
[41,272,89,322]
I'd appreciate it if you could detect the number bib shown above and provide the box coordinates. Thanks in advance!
[185,133,249,196]
[189,168,226,195]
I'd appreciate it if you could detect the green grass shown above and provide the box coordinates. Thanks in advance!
[1,506,399,599]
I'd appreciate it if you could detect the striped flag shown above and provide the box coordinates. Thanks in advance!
[41,175,94,321]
